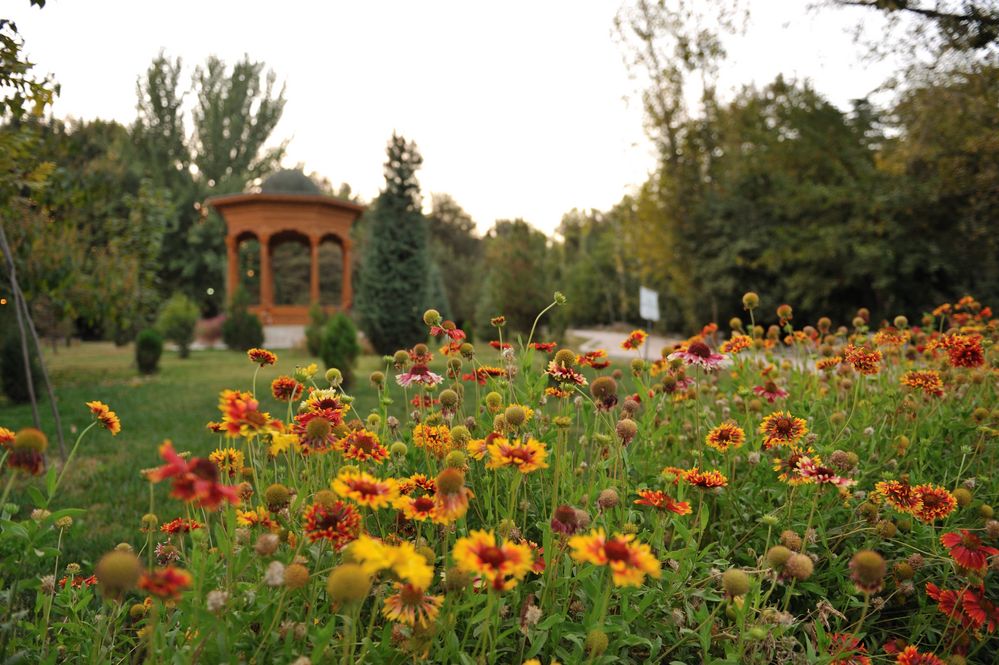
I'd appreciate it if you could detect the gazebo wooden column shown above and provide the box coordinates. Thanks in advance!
[341,238,353,310]
[259,233,273,311]
[208,192,364,326]
[309,236,321,305]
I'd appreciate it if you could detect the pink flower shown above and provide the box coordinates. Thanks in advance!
[797,456,855,488]
[667,341,728,371]
[753,381,789,403]
[396,364,445,388]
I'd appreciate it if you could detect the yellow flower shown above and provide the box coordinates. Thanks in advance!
[568,528,661,587]
[208,447,244,477]
[349,535,433,589]
[268,433,299,457]
[485,437,549,474]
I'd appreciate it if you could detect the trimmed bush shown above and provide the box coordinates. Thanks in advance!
[320,313,360,388]
[135,328,163,375]
[305,303,328,357]
[222,289,264,352]
[156,293,200,359]
[0,330,41,404]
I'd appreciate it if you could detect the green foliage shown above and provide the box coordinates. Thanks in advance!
[133,53,287,315]
[319,313,360,388]
[0,328,40,404]
[305,303,328,357]
[155,293,200,358]
[134,328,163,375]
[426,194,482,328]
[475,219,552,336]
[221,289,264,352]
[557,207,641,326]
[356,133,430,354]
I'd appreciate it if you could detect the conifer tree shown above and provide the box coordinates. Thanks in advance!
[356,134,430,354]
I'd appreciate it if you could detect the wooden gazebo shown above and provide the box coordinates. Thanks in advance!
[208,171,365,325]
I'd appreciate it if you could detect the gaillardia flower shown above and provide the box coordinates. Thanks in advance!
[453,530,534,591]
[568,528,662,587]
[485,437,549,474]
[86,401,121,435]
[332,470,399,510]
[668,341,727,371]
[758,411,808,450]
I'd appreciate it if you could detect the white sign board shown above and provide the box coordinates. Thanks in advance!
[639,286,660,322]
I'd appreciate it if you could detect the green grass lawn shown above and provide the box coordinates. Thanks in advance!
[0,343,395,566]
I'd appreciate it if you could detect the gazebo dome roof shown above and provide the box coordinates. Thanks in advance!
[259,169,323,195]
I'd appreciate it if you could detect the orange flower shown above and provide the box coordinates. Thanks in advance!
[398,473,436,495]
[900,370,944,397]
[873,327,909,347]
[843,344,882,375]
[758,411,808,450]
[341,429,389,463]
[160,518,203,535]
[86,401,121,435]
[634,490,691,516]
[453,530,534,591]
[684,467,729,489]
[247,348,277,366]
[0,427,13,449]
[218,390,271,439]
[816,356,842,371]
[720,334,752,354]
[412,424,453,459]
[271,376,304,402]
[568,528,661,587]
[895,646,945,665]
[705,422,745,452]
[139,566,192,601]
[621,329,648,350]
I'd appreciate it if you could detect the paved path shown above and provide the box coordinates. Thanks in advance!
[567,328,683,360]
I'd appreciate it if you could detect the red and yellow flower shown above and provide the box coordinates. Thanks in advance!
[568,528,661,587]
[247,348,277,366]
[271,376,304,402]
[382,583,444,627]
[485,437,549,473]
[412,424,453,459]
[303,500,361,547]
[341,429,389,463]
[453,530,534,591]
[332,470,399,510]
[218,390,271,439]
[900,370,944,397]
[705,422,745,453]
[621,329,648,350]
[759,411,808,450]
[86,401,121,435]
[138,566,192,601]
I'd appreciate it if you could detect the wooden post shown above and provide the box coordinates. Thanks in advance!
[309,236,320,305]
[259,234,273,316]
[225,235,239,303]
[340,237,352,310]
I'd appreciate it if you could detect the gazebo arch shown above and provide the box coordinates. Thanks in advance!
[207,171,365,325]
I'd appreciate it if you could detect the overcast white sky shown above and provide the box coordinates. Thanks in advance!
[10,1,895,234]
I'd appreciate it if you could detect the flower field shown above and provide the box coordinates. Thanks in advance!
[0,293,997,664]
